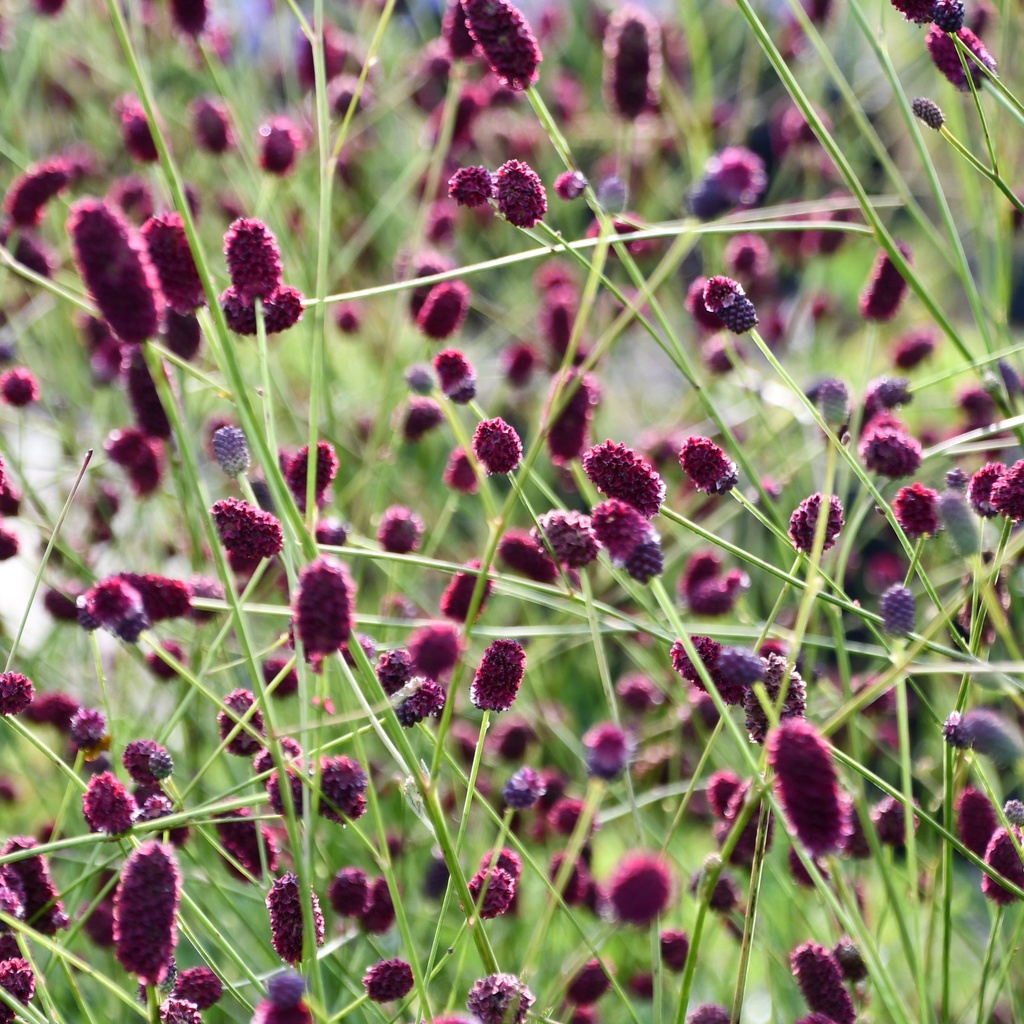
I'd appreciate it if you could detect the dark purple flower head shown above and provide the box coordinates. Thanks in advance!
[859,242,912,321]
[69,707,108,756]
[266,873,324,964]
[716,647,765,689]
[0,673,33,716]
[769,719,846,857]
[859,415,922,478]
[122,739,172,785]
[989,458,1024,521]
[466,973,535,1024]
[409,623,463,677]
[932,0,965,30]
[790,942,855,1024]
[864,375,912,419]
[894,482,940,537]
[319,755,367,823]
[439,561,491,623]
[83,772,136,834]
[449,166,495,207]
[158,998,199,1024]
[467,867,516,919]
[402,398,444,445]
[1004,800,1024,826]
[211,498,283,569]
[215,808,279,880]
[114,841,181,985]
[0,958,35,1022]
[872,794,919,846]
[927,25,996,90]
[363,958,414,1003]
[80,576,149,642]
[471,639,526,712]
[217,689,265,756]
[788,492,844,553]
[473,417,523,474]
[0,368,38,408]
[554,170,588,201]
[583,440,665,518]
[956,786,999,857]
[105,427,164,495]
[680,551,749,616]
[547,369,600,465]
[584,721,632,780]
[944,707,1023,763]
[591,498,656,564]
[497,529,559,582]
[416,279,470,339]
[494,159,547,228]
[688,147,767,219]
[224,218,283,304]
[982,826,1024,904]
[375,649,414,697]
[294,556,355,657]
[533,510,598,568]
[124,346,171,439]
[503,766,546,809]
[938,488,980,556]
[170,0,207,35]
[744,652,806,744]
[377,505,424,554]
[172,967,221,1011]
[678,436,738,494]
[461,0,541,90]
[118,573,192,623]
[660,929,690,972]
[68,198,162,344]
[141,213,204,315]
[259,117,304,176]
[434,348,477,403]
[116,95,159,163]
[2,837,67,934]
[810,377,851,426]
[358,877,395,934]
[221,284,305,336]
[890,0,934,21]
[4,157,70,228]
[284,440,338,513]
[443,0,477,57]
[191,96,234,153]
[603,4,662,122]
[567,959,611,1005]
[671,634,744,706]
[881,584,915,637]
[329,867,369,917]
[608,851,673,925]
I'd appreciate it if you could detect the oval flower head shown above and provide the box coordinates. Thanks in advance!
[294,556,355,657]
[461,0,541,90]
[114,841,181,985]
[471,639,526,712]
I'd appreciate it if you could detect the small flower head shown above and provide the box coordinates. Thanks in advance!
[212,425,251,476]
[211,498,284,570]
[894,328,936,368]
[471,639,526,712]
[990,459,1024,521]
[466,973,535,1024]
[416,280,471,340]
[284,440,338,513]
[259,117,304,176]
[220,285,305,336]
[860,242,912,321]
[122,739,171,786]
[395,679,447,727]
[894,482,940,537]
[440,561,493,623]
[603,5,662,119]
[590,498,656,564]
[680,551,749,616]
[583,440,666,518]
[503,766,546,809]
[116,95,159,163]
[932,0,965,32]
[744,652,806,744]
[494,159,547,228]
[409,623,463,678]
[927,25,996,90]
[532,510,599,568]
[889,0,934,21]
[982,826,1024,905]
[859,415,922,478]
[114,841,181,985]
[473,417,523,474]
[812,378,851,427]
[608,851,673,925]
[217,689,265,756]
[80,576,149,642]
[497,530,559,582]
[294,557,356,656]
[788,493,845,553]
[363,958,414,1003]
[671,634,743,705]
[141,213,204,315]
[461,0,541,90]
[584,721,633,780]
[660,930,690,972]
[266,872,324,964]
[0,673,33,716]
[769,719,846,857]
[69,706,109,755]
[224,218,283,304]
[434,348,477,403]
[688,147,767,219]
[881,584,915,637]
[191,96,234,153]
[377,505,424,554]
[872,794,919,846]
[4,157,71,228]
[956,786,999,857]
[938,489,980,556]
[0,368,37,409]
[467,867,516,919]
[318,755,367,823]
[0,959,35,1022]
[624,537,664,583]
[790,942,856,1024]
[170,0,207,35]
[1004,800,1024,827]
[329,867,369,917]
[83,772,136,834]
[968,463,1006,517]
[554,170,588,201]
[679,436,738,494]
[449,166,494,207]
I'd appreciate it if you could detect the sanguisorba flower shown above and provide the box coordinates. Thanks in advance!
[0,672,33,716]
[224,218,283,304]
[448,166,495,208]
[284,440,339,512]
[82,772,136,834]
[893,481,940,537]
[989,458,1024,521]
[114,841,181,985]
[859,242,912,321]
[266,872,324,964]
[470,639,526,712]
[318,755,367,823]
[259,116,304,175]
[926,25,996,91]
[191,96,234,154]
[170,0,207,35]
[217,688,265,756]
[141,213,204,314]
[769,718,846,857]
[790,942,856,1024]
[211,498,284,570]
[607,851,673,925]
[582,440,666,518]
[982,827,1024,905]
[859,414,922,478]
[603,5,662,120]
[67,198,162,344]
[678,436,738,495]
[1,836,68,934]
[956,786,999,858]
[466,973,535,1024]
[788,493,844,553]
[416,280,471,339]
[294,557,355,656]
[461,0,541,90]
[0,959,36,1024]
[494,160,547,228]
[473,417,523,474]
[702,275,758,334]
[4,157,70,228]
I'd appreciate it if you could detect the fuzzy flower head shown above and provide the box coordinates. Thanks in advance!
[211,425,251,477]
[584,721,633,780]
[449,166,495,207]
[926,25,996,90]
[859,242,912,321]
[688,147,767,220]
[989,458,1024,521]
[744,652,806,744]
[881,584,915,637]
[0,673,33,717]
[4,157,71,228]
[583,440,665,518]
[434,348,477,403]
[461,0,541,90]
[603,5,662,120]
[532,510,599,568]
[467,867,517,919]
[788,493,844,553]
[590,498,657,565]
[983,826,1024,904]
[473,417,523,474]
[471,639,526,712]
[259,117,303,175]
[554,170,588,201]
[968,462,1006,517]
[416,280,470,340]
[192,96,234,153]
[211,498,284,570]
[83,772,136,834]
[608,851,673,925]
[363,958,414,1003]
[859,415,922,478]
[114,841,181,985]
[466,973,535,1024]
[142,213,204,314]
[956,786,999,857]
[80,576,149,643]
[266,873,324,964]
[217,688,265,756]
[224,218,283,304]
[494,160,547,228]
[318,755,367,823]
[790,942,855,1024]
[679,436,738,495]
[702,276,759,333]
[503,766,546,809]
[285,440,338,513]
[893,481,940,537]
[294,557,356,657]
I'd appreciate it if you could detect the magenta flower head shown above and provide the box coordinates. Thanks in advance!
[687,1006,729,1024]
[471,639,526,712]
[285,440,339,512]
[224,218,283,304]
[157,998,199,1024]
[141,213,204,315]
[584,721,632,780]
[4,157,70,228]
[788,492,844,553]
[927,25,996,90]
[191,96,234,153]
[790,942,855,1024]
[859,242,912,321]
[769,718,846,857]
[583,440,666,518]
[116,95,159,163]
[533,510,599,568]
[377,505,425,554]
[967,462,1006,517]
[608,851,673,925]
[603,5,662,120]
[554,170,588,201]
[989,458,1024,521]
[318,755,367,823]
[982,827,1024,904]
[461,0,541,89]
[0,672,33,716]
[449,166,495,208]
[0,368,39,408]
[266,873,324,964]
[83,772,136,834]
[548,370,601,466]
[114,841,181,985]
[294,557,355,656]
[0,958,35,1022]
[67,198,162,344]
[688,147,767,220]
[211,498,284,571]
[473,417,523,474]
[395,678,447,726]
[409,622,463,677]
[217,688,265,756]
[591,497,656,567]
[80,575,149,642]
[363,958,414,1003]
[678,436,738,494]
[441,561,493,622]
[434,348,477,403]
[259,117,304,175]
[466,973,535,1024]
[881,584,915,637]
[893,481,940,537]
[890,0,934,21]
[859,415,922,478]
[467,867,516,919]
[679,551,749,616]
[416,279,471,340]
[2,837,68,934]
[494,159,547,228]
[221,285,305,336]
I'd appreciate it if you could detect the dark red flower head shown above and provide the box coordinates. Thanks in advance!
[790,942,855,1024]
[0,368,38,408]
[141,213,204,315]
[123,739,173,786]
[467,867,517,919]
[170,0,207,35]
[547,370,601,465]
[116,95,159,163]
[329,867,369,917]
[395,679,447,726]
[406,624,461,681]
[607,851,673,925]
[4,157,70,228]
[294,557,355,656]
[688,147,767,219]
[926,25,996,90]
[443,0,477,57]
[859,242,912,321]
[983,826,1024,904]
[859,414,921,478]
[416,279,471,339]
[769,719,846,857]
[439,560,491,622]
[434,348,477,403]
[211,498,283,570]
[376,505,424,554]
[471,638,526,712]
[603,4,662,122]
[678,436,738,494]
[224,218,283,304]
[285,440,338,512]
[191,96,234,153]
[989,458,1024,521]
[893,481,940,537]
[318,755,367,823]
[473,417,523,474]
[217,688,265,756]
[0,672,33,716]
[533,510,599,568]
[83,772,136,834]
[494,159,547,228]
[956,785,999,858]
[591,498,655,564]
[114,841,181,985]
[788,492,844,553]
[554,170,588,201]
[0,958,35,1022]
[566,959,611,1006]
[679,551,749,616]
[660,929,690,972]
[259,117,304,176]
[171,967,222,1010]
[266,872,324,964]
[503,766,545,808]
[80,576,149,642]
[880,583,915,637]
[889,0,934,21]
[215,808,279,880]
[466,973,535,1024]
[461,0,541,90]
[583,440,665,518]
[497,529,559,582]
[67,198,162,344]
[584,721,632,779]
[221,284,305,336]
[671,634,744,706]
[449,166,495,207]
[363,958,414,1002]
